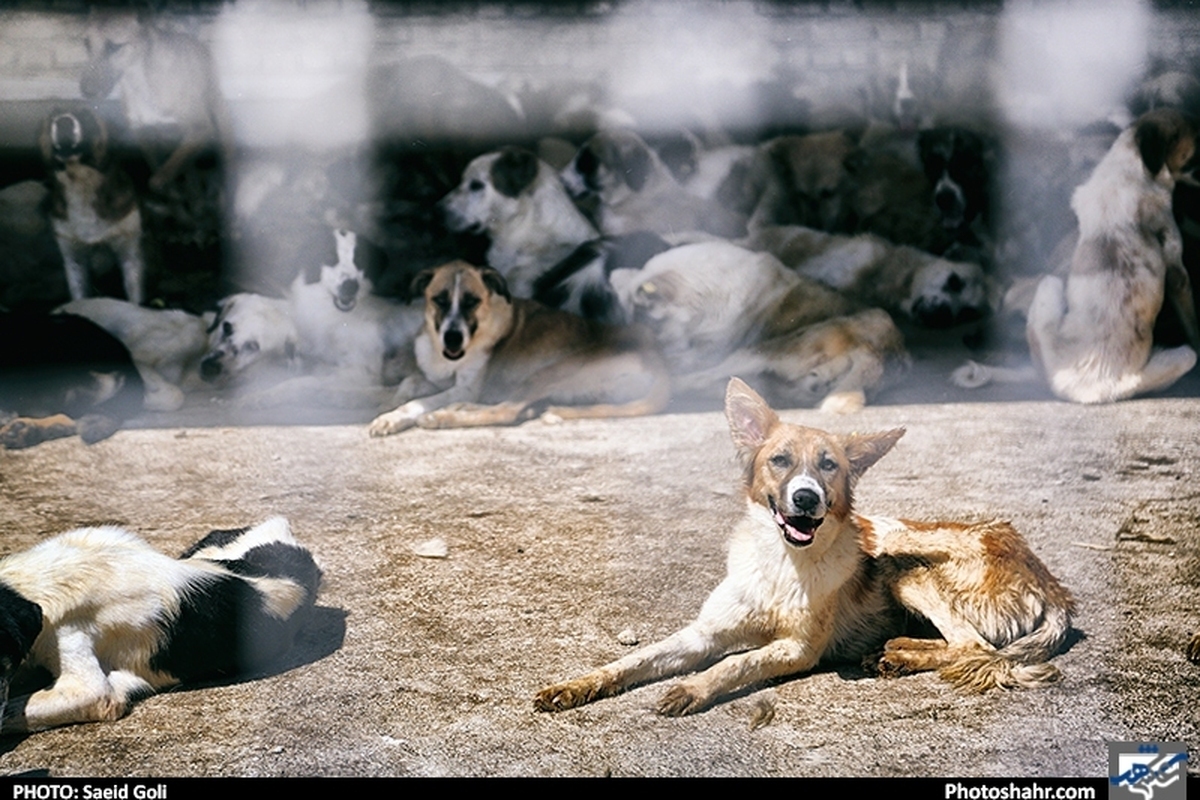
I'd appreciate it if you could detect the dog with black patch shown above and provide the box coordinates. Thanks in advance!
[0,517,320,733]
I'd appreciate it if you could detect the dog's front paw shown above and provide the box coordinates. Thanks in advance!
[534,676,607,712]
[1188,633,1200,664]
[656,682,708,716]
[0,415,76,449]
[369,408,417,437]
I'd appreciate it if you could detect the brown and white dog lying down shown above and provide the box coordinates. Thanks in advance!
[608,240,908,413]
[955,109,1200,403]
[367,262,670,436]
[560,129,748,239]
[535,379,1074,716]
[743,224,996,329]
[41,107,144,305]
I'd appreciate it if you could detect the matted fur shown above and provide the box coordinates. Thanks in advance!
[535,379,1073,716]
[0,518,319,733]
[368,261,669,436]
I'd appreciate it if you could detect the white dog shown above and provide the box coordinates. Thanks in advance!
[439,148,598,298]
[956,110,1200,402]
[0,518,320,732]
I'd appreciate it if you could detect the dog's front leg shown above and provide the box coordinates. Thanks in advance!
[535,622,737,713]
[111,227,145,306]
[656,636,819,716]
[1165,261,1200,353]
[368,366,484,437]
[57,238,90,300]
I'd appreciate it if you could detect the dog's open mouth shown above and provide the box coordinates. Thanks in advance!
[769,497,821,547]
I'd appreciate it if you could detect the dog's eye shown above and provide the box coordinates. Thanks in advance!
[432,292,452,313]
[944,273,965,294]
[769,453,792,470]
[818,456,838,472]
[468,179,485,192]
[222,321,234,338]
[243,340,260,354]
[460,294,480,312]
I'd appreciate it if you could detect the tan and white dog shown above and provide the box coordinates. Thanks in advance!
[41,108,144,305]
[956,110,1200,402]
[368,261,669,436]
[609,240,907,412]
[535,379,1073,716]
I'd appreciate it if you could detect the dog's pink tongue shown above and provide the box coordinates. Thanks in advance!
[774,508,815,545]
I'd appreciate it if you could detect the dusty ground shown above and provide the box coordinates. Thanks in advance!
[0,350,1198,778]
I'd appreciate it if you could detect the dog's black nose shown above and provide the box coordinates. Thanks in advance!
[200,354,223,381]
[443,328,463,352]
[791,488,821,515]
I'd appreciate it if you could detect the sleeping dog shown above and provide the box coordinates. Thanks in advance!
[0,312,144,448]
[41,107,144,305]
[368,261,669,436]
[0,517,320,733]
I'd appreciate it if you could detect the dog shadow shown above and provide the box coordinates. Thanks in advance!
[0,605,346,753]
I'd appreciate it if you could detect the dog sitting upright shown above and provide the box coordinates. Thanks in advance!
[41,107,144,305]
[536,379,1073,716]
[368,261,669,436]
[1025,109,1200,403]
[0,517,320,732]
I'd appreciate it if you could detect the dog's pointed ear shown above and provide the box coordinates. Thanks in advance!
[491,148,540,199]
[410,269,436,300]
[725,378,779,460]
[842,428,905,481]
[479,266,512,303]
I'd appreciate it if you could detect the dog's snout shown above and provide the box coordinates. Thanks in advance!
[443,328,464,353]
[200,354,223,381]
[791,488,821,515]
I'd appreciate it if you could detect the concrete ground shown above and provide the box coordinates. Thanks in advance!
[0,348,1198,777]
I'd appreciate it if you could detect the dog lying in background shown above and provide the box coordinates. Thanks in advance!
[536,379,1074,716]
[0,517,320,733]
[440,148,599,298]
[56,298,211,412]
[608,240,907,412]
[561,129,747,239]
[368,261,669,436]
[744,225,995,328]
[200,292,299,386]
[41,107,144,305]
[0,312,144,449]
[956,109,1200,402]
[80,12,231,193]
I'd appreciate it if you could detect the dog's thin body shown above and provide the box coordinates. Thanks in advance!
[369,262,668,436]
[536,379,1072,715]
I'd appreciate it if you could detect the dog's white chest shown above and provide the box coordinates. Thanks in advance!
[53,166,137,244]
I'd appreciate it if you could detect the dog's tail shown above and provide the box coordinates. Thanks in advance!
[939,601,1072,691]
[950,359,1040,390]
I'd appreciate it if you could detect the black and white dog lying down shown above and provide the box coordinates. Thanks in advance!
[0,312,144,449]
[0,517,321,733]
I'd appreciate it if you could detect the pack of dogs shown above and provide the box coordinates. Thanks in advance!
[4,11,1200,737]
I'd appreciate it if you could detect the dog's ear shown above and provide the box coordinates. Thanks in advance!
[725,378,779,460]
[842,428,905,481]
[491,148,540,198]
[1135,109,1191,177]
[410,269,437,299]
[478,266,512,303]
[617,139,653,192]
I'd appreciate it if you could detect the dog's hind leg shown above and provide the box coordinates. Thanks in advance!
[1130,345,1197,397]
[5,630,139,732]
